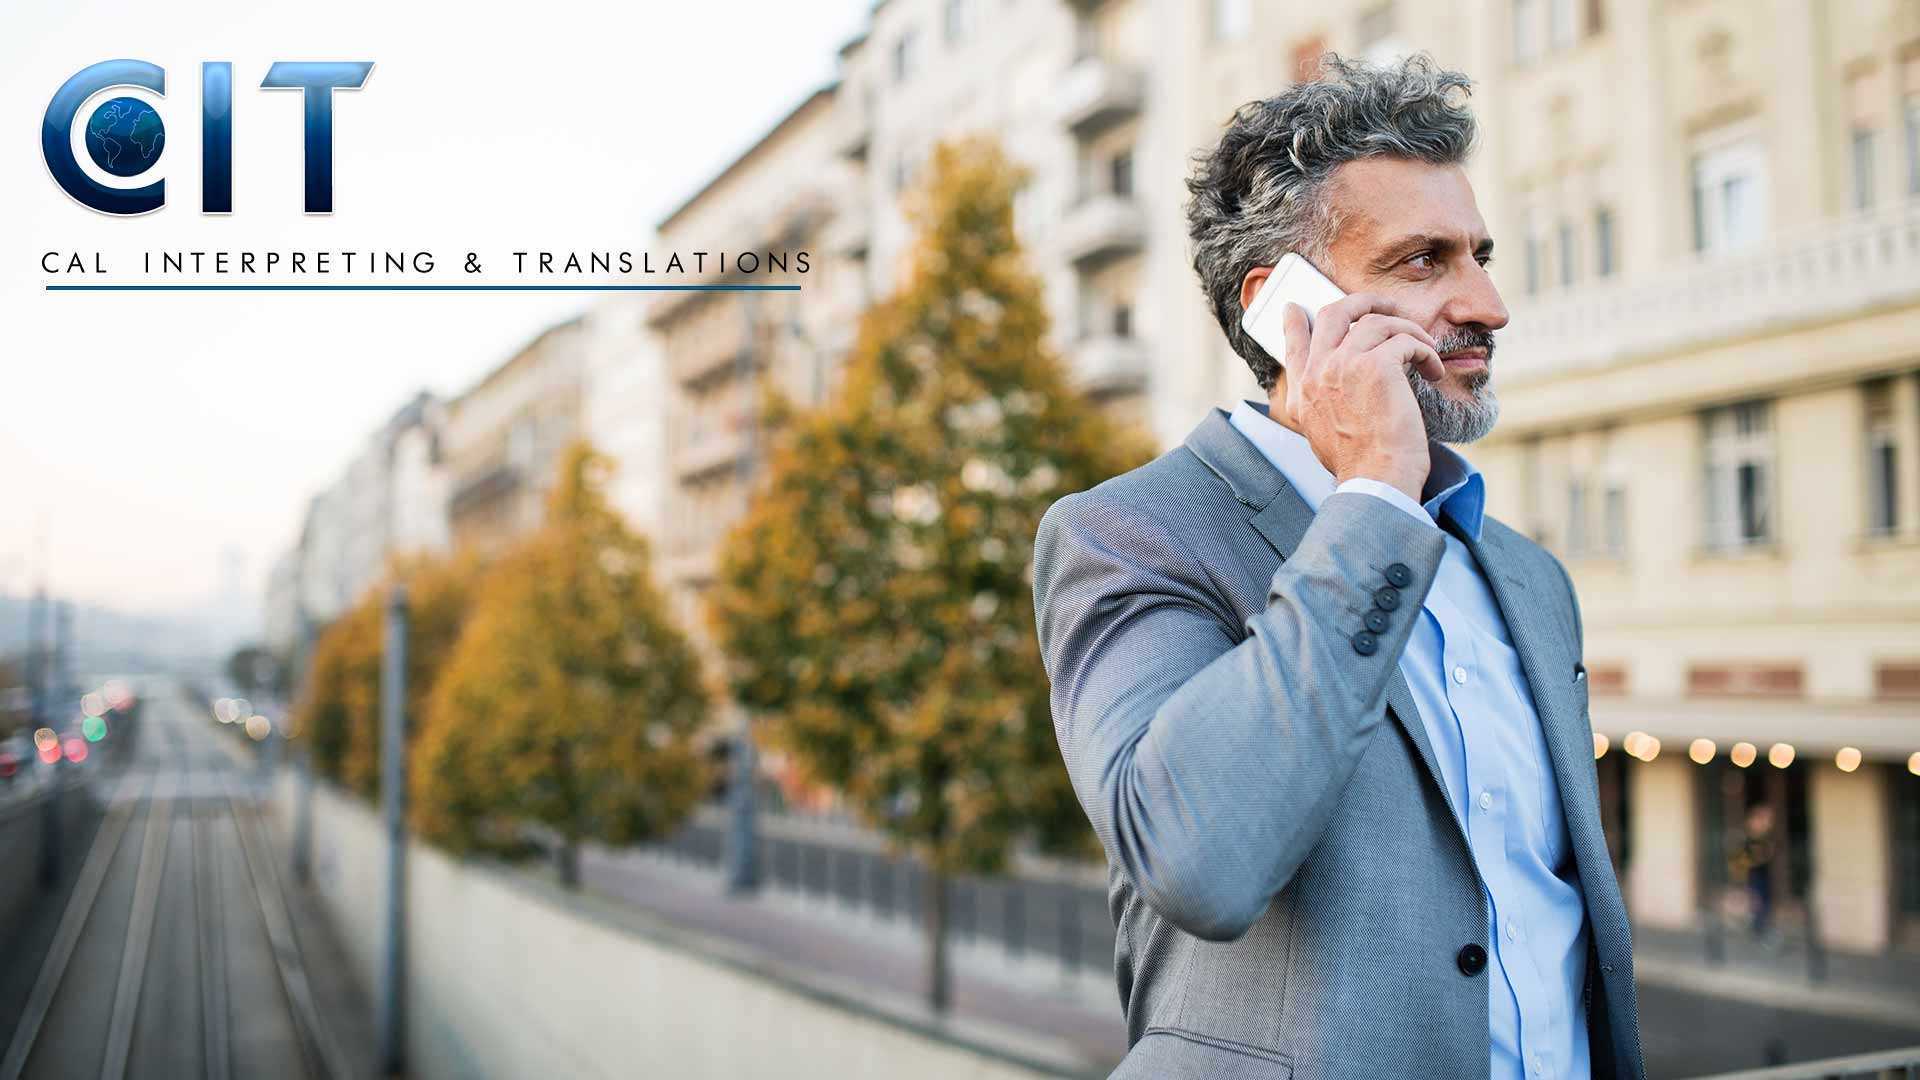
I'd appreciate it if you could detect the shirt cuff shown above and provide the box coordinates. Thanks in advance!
[1333,477,1436,529]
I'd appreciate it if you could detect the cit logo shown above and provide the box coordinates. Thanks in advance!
[43,59,373,216]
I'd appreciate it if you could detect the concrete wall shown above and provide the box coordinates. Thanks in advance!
[267,773,1073,1080]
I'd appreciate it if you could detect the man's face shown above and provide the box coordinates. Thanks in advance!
[1246,157,1511,443]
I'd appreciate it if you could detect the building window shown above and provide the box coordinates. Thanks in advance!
[1702,399,1774,550]
[1357,3,1405,65]
[893,29,917,84]
[1513,0,1542,63]
[1524,210,1542,296]
[1691,136,1768,254]
[1865,378,1900,535]
[1905,95,1920,195]
[1566,479,1589,554]
[1211,0,1251,42]
[1603,485,1627,555]
[1594,205,1616,277]
[1586,0,1605,35]
[1852,127,1878,211]
[1548,0,1577,47]
[1557,218,1576,288]
[1112,302,1133,338]
[1109,149,1134,198]
[943,0,970,45]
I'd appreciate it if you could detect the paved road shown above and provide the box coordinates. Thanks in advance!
[0,682,368,1080]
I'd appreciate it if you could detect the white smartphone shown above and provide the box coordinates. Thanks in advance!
[1239,252,1346,367]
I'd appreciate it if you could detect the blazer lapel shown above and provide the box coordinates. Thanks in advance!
[1185,409,1453,811]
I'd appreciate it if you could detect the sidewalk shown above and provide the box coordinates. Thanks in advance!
[577,845,1128,1075]
[1634,924,1920,1031]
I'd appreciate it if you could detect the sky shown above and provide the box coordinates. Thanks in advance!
[1,0,870,618]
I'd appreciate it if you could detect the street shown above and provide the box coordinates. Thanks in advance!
[0,682,371,1079]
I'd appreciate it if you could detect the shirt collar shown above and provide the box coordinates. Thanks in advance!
[1227,399,1486,541]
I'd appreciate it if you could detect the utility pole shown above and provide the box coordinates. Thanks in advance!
[290,610,316,884]
[722,290,762,896]
[377,584,408,1075]
[30,587,59,888]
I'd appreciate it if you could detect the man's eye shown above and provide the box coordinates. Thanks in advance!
[1406,252,1435,271]
[1476,254,1495,267]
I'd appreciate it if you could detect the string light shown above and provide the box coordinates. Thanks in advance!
[1730,742,1758,768]
[1688,738,1717,765]
[1835,747,1862,773]
[1593,732,1609,759]
[1768,743,1796,769]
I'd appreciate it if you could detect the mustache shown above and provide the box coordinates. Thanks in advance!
[1434,327,1496,358]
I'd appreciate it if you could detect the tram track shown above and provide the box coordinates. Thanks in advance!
[0,685,350,1080]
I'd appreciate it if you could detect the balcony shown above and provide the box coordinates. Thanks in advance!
[1502,201,1920,385]
[670,339,751,389]
[1055,56,1144,139]
[1070,333,1148,397]
[834,103,871,163]
[674,427,749,483]
[823,204,871,258]
[1058,193,1145,270]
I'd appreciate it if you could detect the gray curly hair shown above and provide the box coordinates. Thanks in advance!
[1184,53,1478,391]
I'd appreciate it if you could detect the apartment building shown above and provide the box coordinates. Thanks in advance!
[443,317,588,555]
[265,391,453,650]
[1466,0,1920,953]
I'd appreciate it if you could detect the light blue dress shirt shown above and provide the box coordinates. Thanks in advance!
[1230,400,1590,1080]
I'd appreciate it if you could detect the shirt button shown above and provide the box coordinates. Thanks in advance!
[1478,791,1493,811]
[1506,921,1519,942]
[1452,665,1468,685]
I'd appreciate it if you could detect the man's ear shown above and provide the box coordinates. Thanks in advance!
[1239,265,1273,312]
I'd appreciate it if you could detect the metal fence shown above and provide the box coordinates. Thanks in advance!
[1688,1046,1920,1079]
[650,802,1117,975]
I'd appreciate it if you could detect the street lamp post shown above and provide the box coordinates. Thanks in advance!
[378,584,409,1075]
[723,291,763,896]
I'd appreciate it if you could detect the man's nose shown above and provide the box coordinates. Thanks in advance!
[1446,264,1509,332]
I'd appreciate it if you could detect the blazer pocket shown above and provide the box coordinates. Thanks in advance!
[1112,1029,1293,1079]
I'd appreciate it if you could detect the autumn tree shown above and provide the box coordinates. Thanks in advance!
[291,551,483,800]
[413,442,711,887]
[708,135,1151,1013]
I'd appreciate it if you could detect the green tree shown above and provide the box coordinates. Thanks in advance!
[414,442,711,887]
[291,551,483,799]
[708,135,1151,1013]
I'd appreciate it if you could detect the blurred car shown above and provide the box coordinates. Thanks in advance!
[0,732,29,786]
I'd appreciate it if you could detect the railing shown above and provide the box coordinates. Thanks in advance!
[646,801,1116,976]
[1684,1046,1920,1079]
[1503,202,1920,383]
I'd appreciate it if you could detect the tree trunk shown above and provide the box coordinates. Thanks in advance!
[558,835,581,889]
[925,868,952,1014]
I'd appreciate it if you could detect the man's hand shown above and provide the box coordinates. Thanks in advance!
[1273,293,1443,504]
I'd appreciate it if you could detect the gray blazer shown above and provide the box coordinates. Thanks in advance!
[1032,408,1643,1080]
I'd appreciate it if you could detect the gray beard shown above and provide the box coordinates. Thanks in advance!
[1410,366,1499,444]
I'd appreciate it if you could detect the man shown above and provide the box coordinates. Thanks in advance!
[1031,55,1643,1079]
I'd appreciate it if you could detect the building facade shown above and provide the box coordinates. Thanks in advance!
[443,318,589,556]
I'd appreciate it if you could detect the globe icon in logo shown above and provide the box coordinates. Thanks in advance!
[84,96,165,178]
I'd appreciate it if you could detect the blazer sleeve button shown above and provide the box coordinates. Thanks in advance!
[1351,632,1378,656]
[1384,562,1412,587]
[1364,610,1389,634]
[1457,943,1487,976]
[1373,586,1401,611]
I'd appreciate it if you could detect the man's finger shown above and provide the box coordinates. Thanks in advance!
[1281,302,1311,374]
[1340,314,1437,356]
[1372,334,1445,383]
[1311,291,1406,354]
